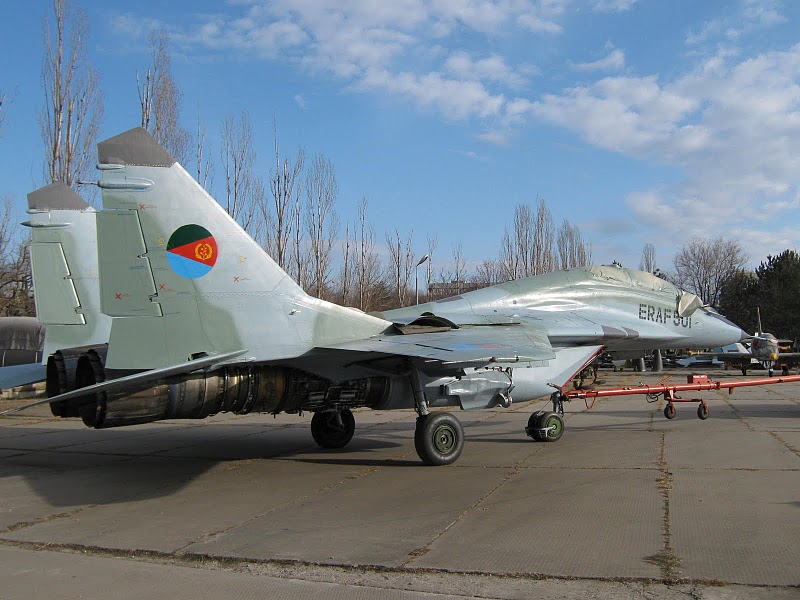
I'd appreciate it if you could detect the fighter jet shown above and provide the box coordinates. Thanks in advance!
[2,128,747,465]
[713,308,800,376]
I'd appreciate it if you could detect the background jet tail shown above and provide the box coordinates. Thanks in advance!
[755,306,764,337]
[26,183,111,357]
[95,128,388,370]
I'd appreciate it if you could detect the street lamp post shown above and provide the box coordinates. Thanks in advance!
[415,254,429,305]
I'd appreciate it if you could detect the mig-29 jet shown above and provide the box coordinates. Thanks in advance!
[2,128,747,466]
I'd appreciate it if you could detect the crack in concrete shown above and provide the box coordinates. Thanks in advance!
[7,537,779,594]
[644,432,683,580]
[768,431,800,458]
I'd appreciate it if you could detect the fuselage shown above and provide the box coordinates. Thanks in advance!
[383,265,746,354]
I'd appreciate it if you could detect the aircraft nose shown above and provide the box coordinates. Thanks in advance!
[705,310,749,346]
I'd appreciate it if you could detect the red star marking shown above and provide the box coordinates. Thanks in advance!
[114,293,123,300]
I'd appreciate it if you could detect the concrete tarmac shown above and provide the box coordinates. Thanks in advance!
[0,368,798,599]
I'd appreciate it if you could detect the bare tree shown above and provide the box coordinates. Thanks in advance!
[451,240,467,292]
[532,198,555,275]
[266,117,304,270]
[640,243,657,273]
[425,234,438,295]
[673,237,749,308]
[305,154,339,299]
[289,193,307,289]
[0,198,34,316]
[355,197,382,311]
[556,219,592,270]
[137,30,190,164]
[0,90,9,137]
[40,0,103,191]
[195,111,213,192]
[474,259,505,287]
[337,221,355,305]
[386,228,415,306]
[220,111,263,236]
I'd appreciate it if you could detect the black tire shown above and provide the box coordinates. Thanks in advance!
[311,409,355,449]
[537,411,564,442]
[664,403,676,419]
[697,403,709,420]
[526,410,546,441]
[414,412,464,466]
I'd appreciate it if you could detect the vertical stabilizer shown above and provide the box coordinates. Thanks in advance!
[95,128,389,370]
[26,183,112,357]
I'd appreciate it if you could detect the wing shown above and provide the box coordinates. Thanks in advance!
[0,350,245,416]
[322,324,556,366]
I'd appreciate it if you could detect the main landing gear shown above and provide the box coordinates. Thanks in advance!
[414,412,465,465]
[408,362,465,465]
[311,408,356,448]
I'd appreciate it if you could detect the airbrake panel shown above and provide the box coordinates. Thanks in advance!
[97,210,162,317]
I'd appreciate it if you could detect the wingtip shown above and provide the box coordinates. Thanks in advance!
[97,127,176,168]
[27,182,91,211]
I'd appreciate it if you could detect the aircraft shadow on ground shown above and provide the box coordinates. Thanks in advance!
[0,422,404,507]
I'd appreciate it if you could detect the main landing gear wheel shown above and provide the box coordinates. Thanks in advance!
[697,402,709,420]
[664,403,676,419]
[526,411,564,442]
[414,412,464,466]
[311,408,355,449]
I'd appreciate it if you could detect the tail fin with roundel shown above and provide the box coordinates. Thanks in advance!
[95,128,389,370]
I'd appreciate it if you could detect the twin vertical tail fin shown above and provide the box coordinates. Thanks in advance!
[25,183,111,357]
[95,128,387,370]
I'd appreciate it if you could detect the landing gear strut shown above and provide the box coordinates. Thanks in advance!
[408,360,465,465]
[311,408,356,448]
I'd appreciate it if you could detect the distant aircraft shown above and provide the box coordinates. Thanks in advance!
[1,128,747,465]
[712,308,800,376]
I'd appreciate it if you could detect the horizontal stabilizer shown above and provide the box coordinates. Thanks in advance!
[0,363,47,390]
[0,350,246,416]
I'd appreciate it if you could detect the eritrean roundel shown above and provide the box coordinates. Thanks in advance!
[166,224,218,278]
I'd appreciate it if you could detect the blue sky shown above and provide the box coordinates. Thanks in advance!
[2,0,800,274]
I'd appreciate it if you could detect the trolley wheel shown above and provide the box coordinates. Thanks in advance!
[697,402,709,420]
[525,411,545,440]
[664,403,676,419]
[540,412,564,442]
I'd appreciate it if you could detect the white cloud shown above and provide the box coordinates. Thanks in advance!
[572,49,626,72]
[444,51,532,89]
[115,0,571,123]
[534,43,800,237]
[687,0,786,44]
[477,130,511,146]
[359,69,505,119]
[592,0,638,12]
